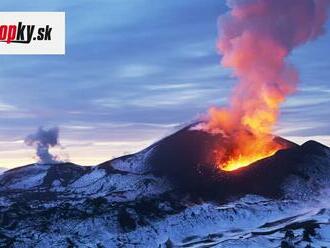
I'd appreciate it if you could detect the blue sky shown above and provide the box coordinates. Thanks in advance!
[0,0,329,168]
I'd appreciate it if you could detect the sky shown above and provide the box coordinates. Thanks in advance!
[0,0,329,168]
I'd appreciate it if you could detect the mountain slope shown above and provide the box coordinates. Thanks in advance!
[0,125,330,247]
[0,167,7,175]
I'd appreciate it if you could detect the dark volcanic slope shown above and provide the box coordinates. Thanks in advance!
[145,125,329,200]
[220,140,330,199]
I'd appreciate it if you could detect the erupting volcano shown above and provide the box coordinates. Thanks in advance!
[204,0,330,171]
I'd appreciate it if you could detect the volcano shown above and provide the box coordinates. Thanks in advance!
[0,124,330,247]
[143,123,298,199]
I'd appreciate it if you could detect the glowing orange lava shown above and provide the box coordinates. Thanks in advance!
[221,144,280,171]
[209,121,284,171]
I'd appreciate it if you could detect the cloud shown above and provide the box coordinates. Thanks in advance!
[0,102,16,112]
[144,83,196,90]
[117,64,160,78]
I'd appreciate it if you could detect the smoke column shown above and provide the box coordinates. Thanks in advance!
[25,127,60,164]
[206,0,330,170]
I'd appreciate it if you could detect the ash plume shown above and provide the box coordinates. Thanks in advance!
[204,0,330,170]
[25,127,61,164]
[208,0,330,132]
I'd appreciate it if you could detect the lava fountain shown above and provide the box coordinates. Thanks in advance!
[205,0,329,171]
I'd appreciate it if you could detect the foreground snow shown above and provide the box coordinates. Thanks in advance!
[1,193,329,247]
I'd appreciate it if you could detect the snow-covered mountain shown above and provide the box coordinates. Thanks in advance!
[1,125,330,247]
[0,167,7,175]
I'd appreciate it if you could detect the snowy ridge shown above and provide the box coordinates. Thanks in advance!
[0,164,50,190]
[0,167,7,175]
[67,167,172,202]
[110,146,155,174]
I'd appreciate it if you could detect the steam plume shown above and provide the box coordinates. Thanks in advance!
[205,0,330,170]
[25,127,60,164]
